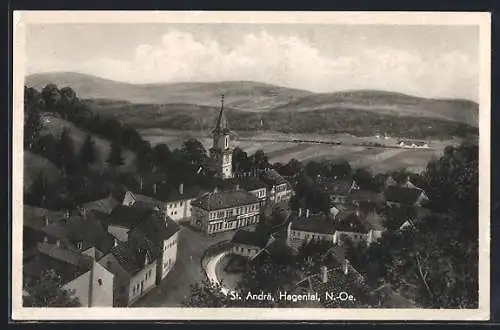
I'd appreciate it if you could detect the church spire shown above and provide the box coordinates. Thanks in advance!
[214,94,227,132]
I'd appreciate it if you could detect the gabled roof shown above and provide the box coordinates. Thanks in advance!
[228,177,267,192]
[81,195,120,215]
[334,211,370,234]
[316,176,357,196]
[191,189,259,211]
[290,213,336,235]
[348,190,383,203]
[161,185,206,202]
[384,187,424,205]
[259,169,288,187]
[109,237,156,277]
[131,213,180,244]
[23,205,66,229]
[108,204,154,229]
[24,243,93,284]
[231,229,270,249]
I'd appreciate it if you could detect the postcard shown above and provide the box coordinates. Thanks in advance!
[11,10,491,321]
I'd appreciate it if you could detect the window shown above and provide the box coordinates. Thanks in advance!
[98,279,103,286]
[180,202,183,206]
[76,241,83,250]
[132,287,136,295]
[148,269,152,278]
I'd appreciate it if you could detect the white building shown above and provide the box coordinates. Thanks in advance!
[191,187,261,234]
[209,95,233,180]
[24,242,115,307]
[230,228,272,259]
[287,209,337,250]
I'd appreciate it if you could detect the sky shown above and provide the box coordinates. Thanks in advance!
[25,23,479,100]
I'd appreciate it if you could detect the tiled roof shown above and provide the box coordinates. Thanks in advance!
[384,187,423,205]
[227,177,267,192]
[290,213,336,235]
[191,188,259,211]
[23,205,66,229]
[133,193,159,206]
[109,238,156,276]
[316,177,357,196]
[259,169,288,186]
[131,213,179,244]
[108,204,154,229]
[348,190,383,203]
[231,229,270,249]
[334,211,370,234]
[24,243,93,284]
[162,185,206,202]
[82,195,120,215]
[362,212,385,231]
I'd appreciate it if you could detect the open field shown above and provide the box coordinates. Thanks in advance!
[40,114,137,172]
[139,128,455,174]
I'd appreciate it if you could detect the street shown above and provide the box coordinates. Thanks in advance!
[133,223,234,307]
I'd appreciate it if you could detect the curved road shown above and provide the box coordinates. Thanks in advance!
[204,250,235,296]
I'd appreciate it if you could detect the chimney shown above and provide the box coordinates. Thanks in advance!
[114,238,118,247]
[213,187,219,193]
[65,209,70,220]
[56,239,61,247]
[80,207,87,219]
[144,253,149,266]
[235,184,240,191]
[153,183,157,195]
[298,208,302,217]
[179,183,184,195]
[43,236,48,243]
[44,215,49,226]
[344,259,349,275]
[139,175,144,191]
[306,209,310,218]
[321,266,328,284]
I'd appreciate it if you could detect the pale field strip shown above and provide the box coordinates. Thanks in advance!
[270,145,366,164]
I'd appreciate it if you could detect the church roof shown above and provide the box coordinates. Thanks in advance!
[212,95,229,133]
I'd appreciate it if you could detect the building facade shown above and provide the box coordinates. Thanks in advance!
[287,211,337,250]
[191,188,260,234]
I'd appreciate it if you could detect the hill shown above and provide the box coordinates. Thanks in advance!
[25,72,312,112]
[83,100,478,140]
[38,113,137,172]
[24,151,62,190]
[272,90,478,126]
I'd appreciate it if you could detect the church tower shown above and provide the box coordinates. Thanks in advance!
[209,95,233,179]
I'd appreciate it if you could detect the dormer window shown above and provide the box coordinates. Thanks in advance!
[76,241,83,250]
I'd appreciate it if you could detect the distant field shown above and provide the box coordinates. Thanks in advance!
[40,115,137,172]
[139,128,449,174]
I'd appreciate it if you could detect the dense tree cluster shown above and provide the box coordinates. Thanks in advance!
[23,269,81,307]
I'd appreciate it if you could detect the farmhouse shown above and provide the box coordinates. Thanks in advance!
[384,186,429,208]
[107,204,154,242]
[160,183,206,222]
[24,242,115,307]
[259,168,294,204]
[315,176,360,205]
[397,139,429,149]
[230,228,272,259]
[287,210,337,250]
[333,210,384,246]
[98,237,157,306]
[23,208,116,257]
[191,187,260,234]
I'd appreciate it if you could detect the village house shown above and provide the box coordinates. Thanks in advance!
[81,194,121,215]
[24,242,115,307]
[397,139,429,149]
[160,183,206,222]
[332,210,385,246]
[315,176,360,206]
[106,204,154,242]
[230,228,272,259]
[287,210,337,250]
[259,168,294,204]
[230,175,268,207]
[129,213,180,283]
[23,206,116,258]
[384,186,429,208]
[190,186,261,234]
[98,237,157,306]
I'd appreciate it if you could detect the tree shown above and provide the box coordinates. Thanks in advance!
[79,134,97,169]
[55,128,77,175]
[41,84,62,109]
[23,269,81,307]
[232,147,251,174]
[152,143,172,171]
[182,279,236,307]
[27,170,51,207]
[251,149,269,170]
[135,146,154,173]
[107,140,125,169]
[24,108,43,150]
[180,138,208,167]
